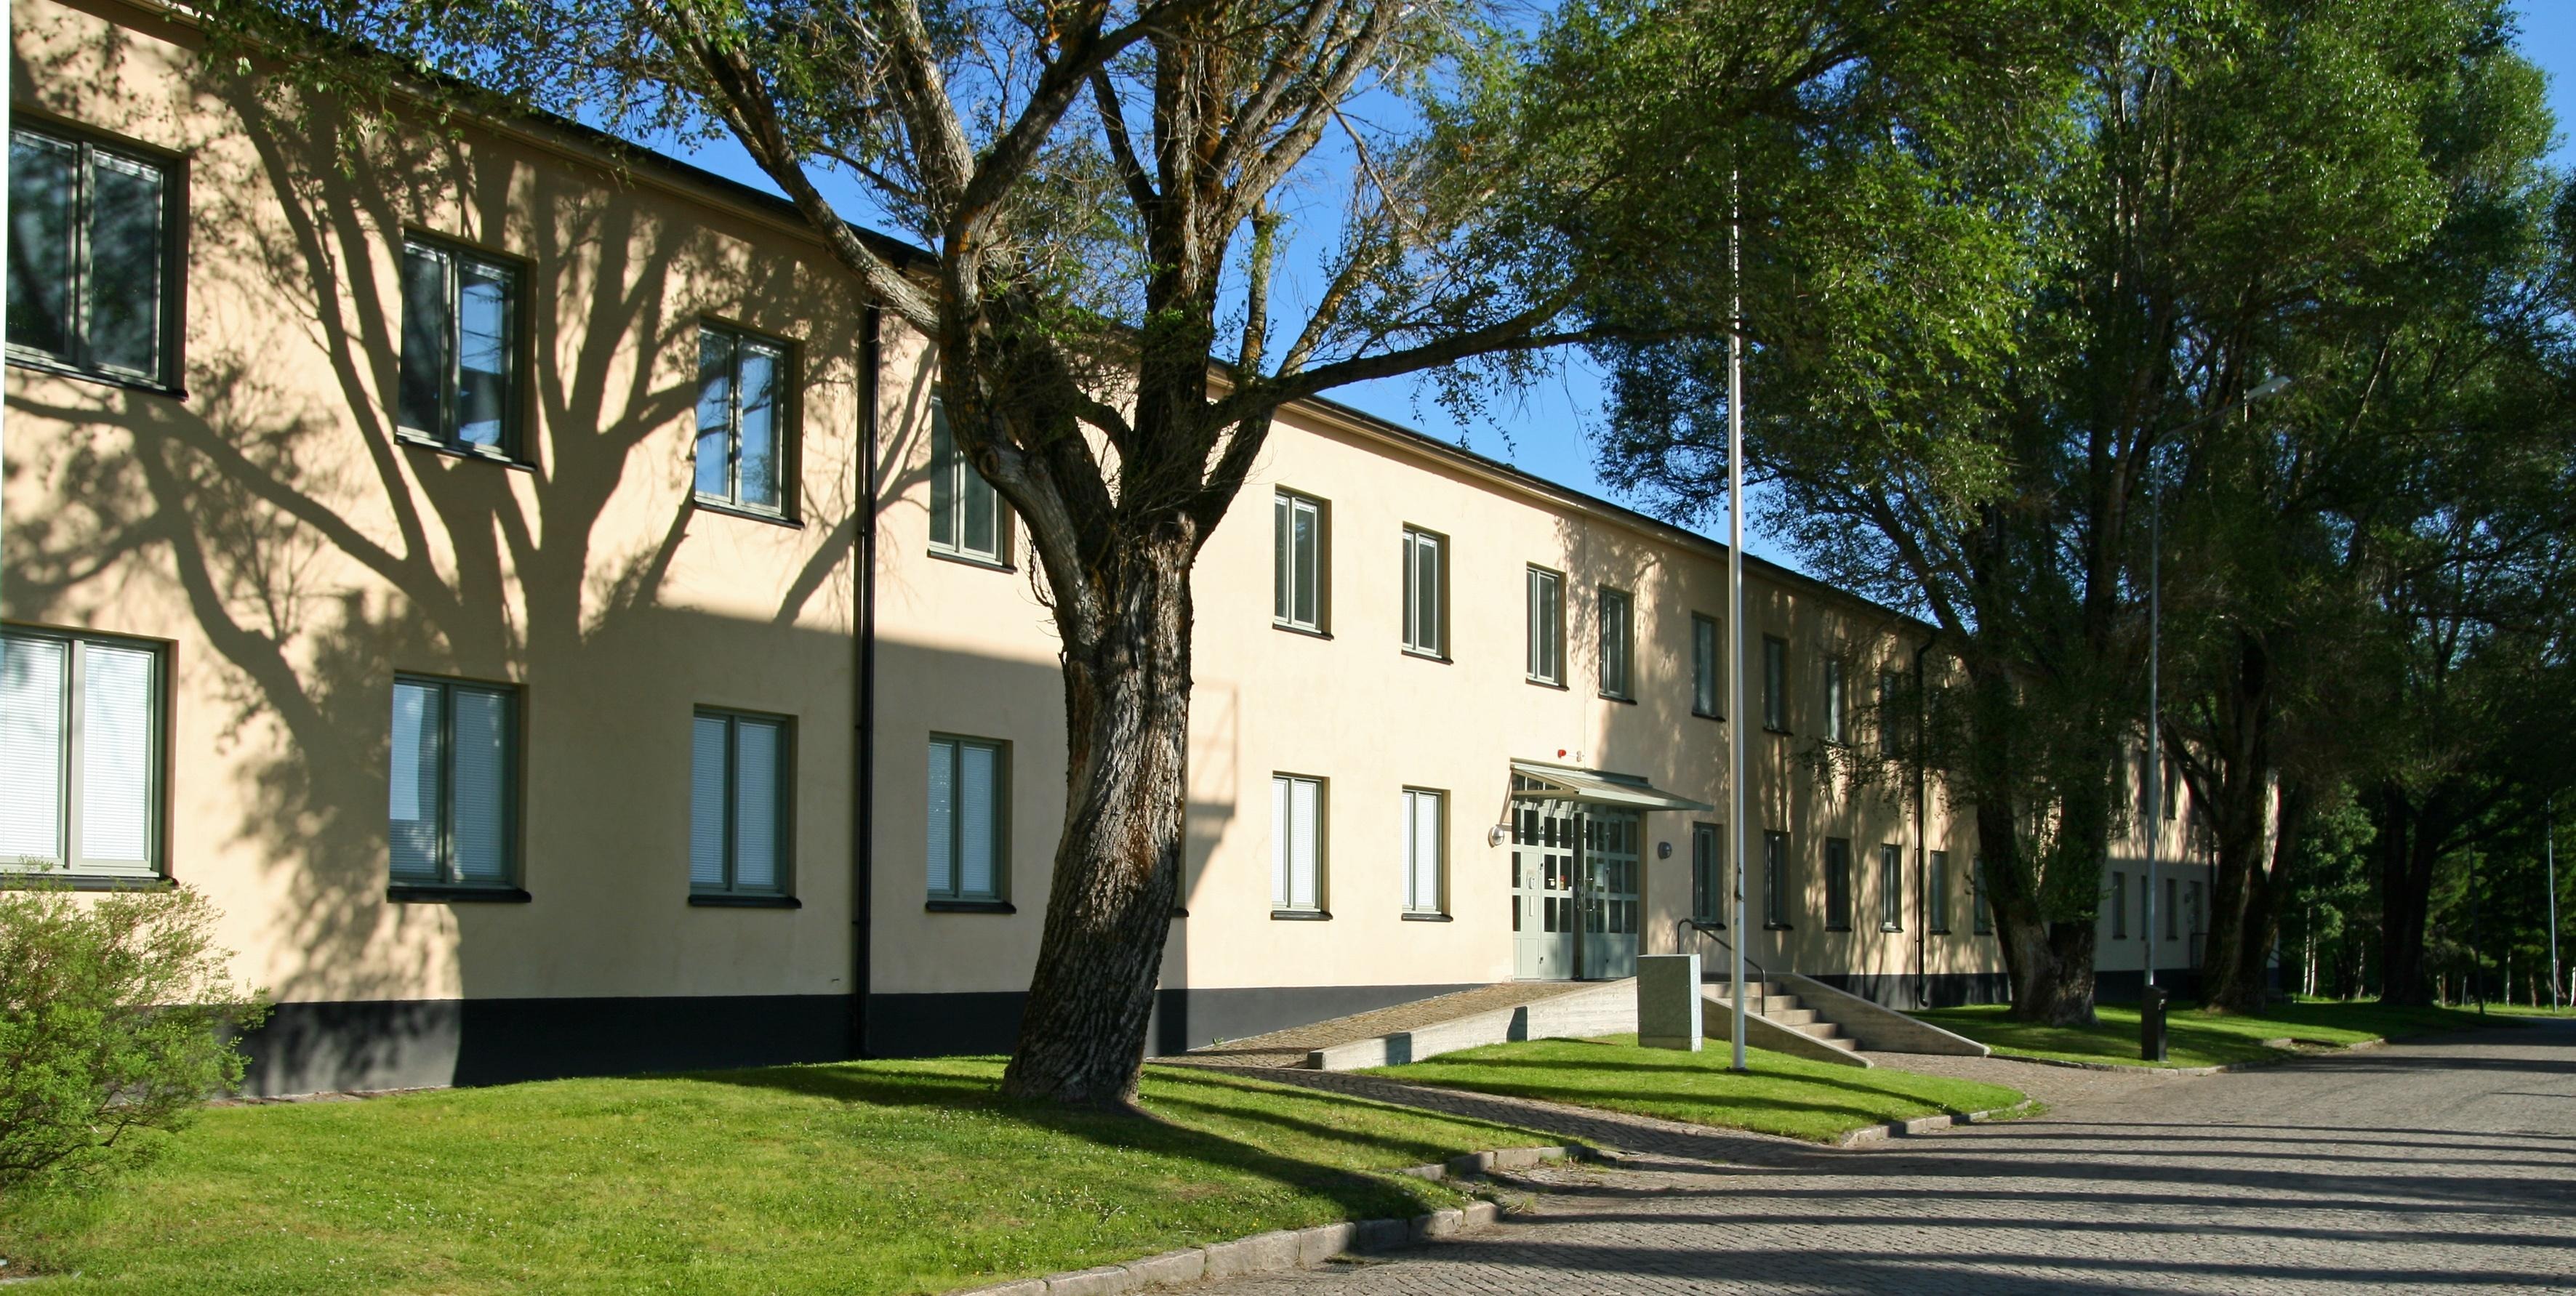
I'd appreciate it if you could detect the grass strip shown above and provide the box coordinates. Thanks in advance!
[0,1058,1543,1295]
[1360,1035,2025,1143]
[1912,999,2508,1068]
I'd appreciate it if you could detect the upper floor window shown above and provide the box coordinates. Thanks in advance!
[0,627,164,879]
[1597,587,1634,699]
[1823,659,1847,744]
[7,123,180,389]
[927,735,1008,903]
[1690,613,1721,719]
[929,398,1006,563]
[1401,527,1446,659]
[1526,566,1565,685]
[1762,635,1789,731]
[696,326,790,518]
[398,236,522,456]
[1273,492,1326,632]
[389,675,521,893]
[1879,669,1906,758]
[691,709,793,899]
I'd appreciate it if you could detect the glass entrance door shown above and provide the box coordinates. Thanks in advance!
[1512,801,1576,979]
[1582,810,1642,978]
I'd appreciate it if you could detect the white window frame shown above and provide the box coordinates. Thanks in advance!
[694,323,794,518]
[396,233,523,456]
[1273,491,1327,633]
[1401,526,1446,659]
[1402,786,1445,915]
[690,707,795,898]
[386,673,522,891]
[926,735,1008,903]
[928,398,1008,564]
[5,121,182,389]
[1597,586,1634,699]
[1271,773,1326,914]
[0,626,166,878]
[1526,566,1565,685]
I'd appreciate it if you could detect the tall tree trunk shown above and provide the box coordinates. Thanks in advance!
[1978,800,2103,1024]
[2220,781,2307,1011]
[2375,782,2438,1006]
[1001,538,1196,1106]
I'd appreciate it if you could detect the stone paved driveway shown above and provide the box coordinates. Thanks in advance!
[1192,1020,2576,1294]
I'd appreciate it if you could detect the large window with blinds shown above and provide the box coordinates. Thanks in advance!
[1271,773,1325,914]
[388,675,520,893]
[695,325,790,518]
[690,709,793,901]
[927,735,1007,905]
[397,235,522,456]
[7,123,182,389]
[1400,527,1445,659]
[1,628,164,878]
[928,398,1006,563]
[1401,787,1444,916]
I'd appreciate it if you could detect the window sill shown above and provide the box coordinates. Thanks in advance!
[1825,924,1853,933]
[1764,726,1794,736]
[388,884,532,903]
[1525,675,1568,691]
[1271,909,1331,921]
[928,547,1014,573]
[1272,621,1332,640]
[1762,922,1794,931]
[693,498,801,529]
[6,351,185,400]
[396,432,534,471]
[1400,911,1453,922]
[1599,692,1637,705]
[1400,648,1452,664]
[1,872,173,892]
[690,893,802,909]
[925,898,1016,914]
[1692,709,1725,722]
[1929,927,1953,936]
[1879,924,1903,933]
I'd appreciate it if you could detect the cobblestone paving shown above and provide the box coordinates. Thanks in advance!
[1191,1021,2576,1294]
[1166,982,1598,1068]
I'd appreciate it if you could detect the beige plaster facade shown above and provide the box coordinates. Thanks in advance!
[5,0,2215,1090]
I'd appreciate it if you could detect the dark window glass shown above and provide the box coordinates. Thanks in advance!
[1824,837,1852,930]
[1691,824,1724,925]
[398,238,521,454]
[1763,830,1789,927]
[1879,843,1903,930]
[6,125,175,385]
[1927,850,1951,933]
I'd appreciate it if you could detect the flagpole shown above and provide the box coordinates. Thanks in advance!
[1728,170,1749,1073]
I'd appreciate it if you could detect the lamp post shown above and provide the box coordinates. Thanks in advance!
[2143,374,2291,997]
[1727,172,1749,1073]
[2550,792,2561,1012]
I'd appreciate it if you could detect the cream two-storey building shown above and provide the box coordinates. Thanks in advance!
[4,0,2215,1093]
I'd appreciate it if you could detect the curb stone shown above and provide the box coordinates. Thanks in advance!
[946,1145,1589,1295]
[1835,1099,2039,1148]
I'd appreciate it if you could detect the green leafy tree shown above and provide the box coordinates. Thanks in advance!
[0,882,269,1192]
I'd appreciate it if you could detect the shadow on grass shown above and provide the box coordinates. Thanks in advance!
[686,1058,1488,1222]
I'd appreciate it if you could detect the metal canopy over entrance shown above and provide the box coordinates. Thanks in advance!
[1508,762,1712,981]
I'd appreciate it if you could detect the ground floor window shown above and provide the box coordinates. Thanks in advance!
[1272,773,1325,913]
[389,675,520,890]
[2111,869,2128,938]
[1402,787,1443,915]
[691,709,792,898]
[0,627,163,877]
[1927,850,1951,933]
[1762,830,1789,928]
[1878,842,1903,931]
[927,736,1006,903]
[1823,837,1853,930]
[1691,823,1724,925]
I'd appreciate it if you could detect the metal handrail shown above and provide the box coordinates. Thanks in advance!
[1674,919,1768,1018]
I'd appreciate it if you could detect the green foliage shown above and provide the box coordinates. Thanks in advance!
[0,882,268,1194]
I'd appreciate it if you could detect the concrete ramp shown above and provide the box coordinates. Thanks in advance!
[1703,982,1875,1069]
[1781,973,1991,1055]
[1304,978,1639,1071]
[1170,981,1605,1070]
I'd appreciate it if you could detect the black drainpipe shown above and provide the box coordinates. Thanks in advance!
[1913,635,1931,1010]
[850,304,882,1059]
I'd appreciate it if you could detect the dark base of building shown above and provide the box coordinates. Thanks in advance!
[238,995,853,1096]
[1801,970,2015,1010]
[864,982,1487,1060]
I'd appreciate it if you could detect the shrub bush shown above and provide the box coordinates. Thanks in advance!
[0,880,268,1193]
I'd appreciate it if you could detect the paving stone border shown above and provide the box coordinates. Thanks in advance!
[1833,1098,2040,1147]
[946,1145,1594,1296]
[1991,1033,2388,1076]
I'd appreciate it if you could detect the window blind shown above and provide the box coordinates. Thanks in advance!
[926,738,955,895]
[957,740,996,898]
[387,679,443,881]
[0,636,66,866]
[455,262,513,448]
[449,688,511,882]
[1272,775,1321,909]
[77,643,153,868]
[689,714,729,888]
[1404,789,1441,912]
[734,718,782,889]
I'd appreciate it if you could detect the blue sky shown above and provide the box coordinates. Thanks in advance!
[655,4,2576,574]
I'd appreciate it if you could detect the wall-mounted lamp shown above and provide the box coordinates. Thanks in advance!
[1488,824,1510,848]
[1657,842,1673,860]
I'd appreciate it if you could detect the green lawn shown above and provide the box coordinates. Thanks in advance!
[0,1059,1544,1295]
[1912,999,2506,1068]
[1358,1035,2027,1143]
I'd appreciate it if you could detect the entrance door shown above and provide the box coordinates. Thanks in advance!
[1512,800,1577,979]
[1582,810,1642,978]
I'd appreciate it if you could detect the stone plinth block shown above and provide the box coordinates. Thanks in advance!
[1637,954,1704,1050]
